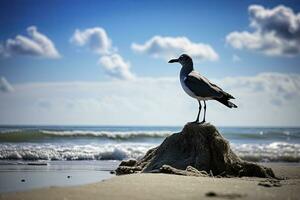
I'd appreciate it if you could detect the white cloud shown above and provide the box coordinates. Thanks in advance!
[0,77,14,93]
[99,54,135,80]
[131,36,219,61]
[70,27,134,80]
[0,73,299,126]
[226,5,300,57]
[0,26,61,59]
[219,72,300,103]
[70,27,112,54]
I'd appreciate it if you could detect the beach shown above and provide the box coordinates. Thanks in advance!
[0,125,300,199]
[1,163,299,200]
[1,0,300,199]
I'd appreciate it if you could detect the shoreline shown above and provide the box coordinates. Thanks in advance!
[0,160,119,193]
[1,163,300,200]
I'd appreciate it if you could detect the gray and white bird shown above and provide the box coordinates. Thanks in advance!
[168,54,237,123]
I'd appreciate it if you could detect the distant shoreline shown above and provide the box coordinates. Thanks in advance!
[1,124,300,128]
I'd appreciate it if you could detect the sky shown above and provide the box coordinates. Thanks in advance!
[0,0,300,126]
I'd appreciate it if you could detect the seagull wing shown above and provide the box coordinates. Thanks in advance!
[184,71,223,98]
[207,80,235,99]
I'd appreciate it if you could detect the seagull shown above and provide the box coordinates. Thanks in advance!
[168,54,237,123]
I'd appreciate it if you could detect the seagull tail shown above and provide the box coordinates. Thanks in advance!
[227,100,238,108]
[215,97,237,108]
[224,92,235,99]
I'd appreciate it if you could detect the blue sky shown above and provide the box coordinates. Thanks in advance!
[0,0,300,126]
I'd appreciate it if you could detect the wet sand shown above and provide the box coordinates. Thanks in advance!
[1,163,299,200]
[0,160,118,193]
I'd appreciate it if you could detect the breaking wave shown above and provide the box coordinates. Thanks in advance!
[0,142,299,162]
[0,143,153,161]
[1,128,299,142]
[0,130,172,142]
[232,142,300,162]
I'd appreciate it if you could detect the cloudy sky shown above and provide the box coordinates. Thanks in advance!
[0,0,300,126]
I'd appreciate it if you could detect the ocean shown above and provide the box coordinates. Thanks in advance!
[0,125,299,163]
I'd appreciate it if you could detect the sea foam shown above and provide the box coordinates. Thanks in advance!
[0,142,299,162]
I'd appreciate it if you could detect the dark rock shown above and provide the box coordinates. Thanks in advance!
[206,191,245,199]
[119,159,137,167]
[115,166,142,175]
[21,179,25,182]
[116,123,276,178]
[158,165,209,177]
[206,191,217,197]
[258,179,282,187]
[258,182,272,187]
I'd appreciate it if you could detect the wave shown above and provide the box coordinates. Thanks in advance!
[0,129,22,134]
[232,142,300,162]
[225,132,300,140]
[0,143,153,161]
[1,128,299,142]
[41,130,172,139]
[0,142,299,162]
[0,130,172,142]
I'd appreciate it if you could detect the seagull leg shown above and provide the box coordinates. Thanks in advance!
[193,100,201,123]
[201,101,206,123]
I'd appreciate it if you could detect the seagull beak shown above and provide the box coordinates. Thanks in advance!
[168,58,179,63]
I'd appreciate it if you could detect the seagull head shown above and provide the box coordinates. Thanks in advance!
[168,54,193,66]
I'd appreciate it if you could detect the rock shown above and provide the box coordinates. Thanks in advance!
[258,182,272,187]
[115,166,142,175]
[116,122,276,178]
[258,179,282,187]
[206,192,217,197]
[119,159,137,167]
[157,165,209,177]
[205,191,245,199]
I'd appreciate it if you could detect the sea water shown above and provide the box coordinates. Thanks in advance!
[0,125,299,163]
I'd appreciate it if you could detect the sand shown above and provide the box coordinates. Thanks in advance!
[1,163,299,200]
